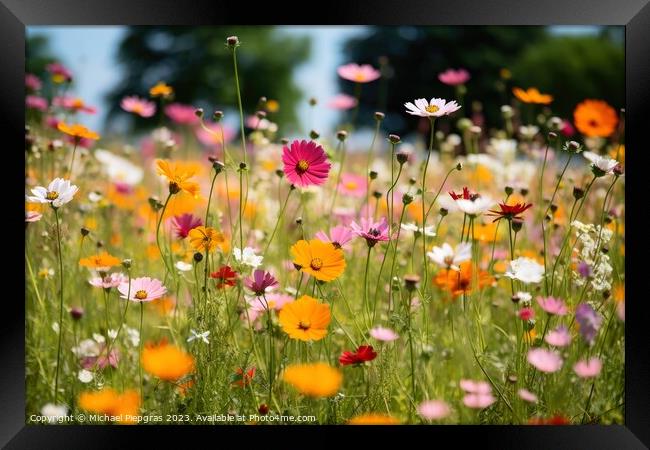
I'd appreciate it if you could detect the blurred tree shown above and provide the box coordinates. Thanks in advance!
[26,34,58,75]
[105,27,310,133]
[510,35,624,120]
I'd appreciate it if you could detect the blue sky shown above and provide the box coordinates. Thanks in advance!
[26,26,603,134]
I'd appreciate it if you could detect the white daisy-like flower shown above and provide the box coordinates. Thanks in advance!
[175,261,193,272]
[583,151,619,175]
[26,178,78,208]
[88,191,103,203]
[400,223,436,237]
[516,291,532,305]
[126,326,140,347]
[93,333,106,344]
[455,196,495,217]
[404,98,461,117]
[187,329,210,344]
[233,247,263,268]
[504,257,545,284]
[78,369,94,383]
[488,138,517,164]
[71,339,100,358]
[97,150,145,186]
[107,329,118,340]
[427,242,472,271]
[40,403,68,422]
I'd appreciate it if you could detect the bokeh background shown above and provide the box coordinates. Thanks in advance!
[26,26,623,141]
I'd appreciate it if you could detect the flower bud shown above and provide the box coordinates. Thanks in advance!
[275,169,284,178]
[372,190,382,199]
[193,252,203,262]
[258,404,269,415]
[308,97,317,106]
[295,217,303,225]
[194,108,204,118]
[309,130,320,140]
[336,130,348,142]
[388,134,401,144]
[239,162,247,170]
[408,177,417,185]
[396,151,409,165]
[374,112,385,121]
[439,208,448,217]
[255,110,266,119]
[121,259,132,269]
[456,163,463,171]
[213,110,224,122]
[369,170,378,180]
[511,294,520,304]
[505,186,514,196]
[501,105,514,118]
[404,274,420,292]
[573,187,585,200]
[548,131,558,141]
[550,204,558,213]
[613,164,624,176]
[511,219,523,233]
[211,160,225,174]
[280,138,289,145]
[520,188,529,197]
[507,374,518,384]
[69,306,84,321]
[226,36,240,48]
[80,227,90,237]
[402,193,413,205]
[564,140,582,153]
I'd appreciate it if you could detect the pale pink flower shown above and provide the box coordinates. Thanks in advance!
[527,348,563,373]
[438,68,470,86]
[26,95,48,111]
[536,296,568,316]
[25,211,43,223]
[121,96,156,118]
[573,357,602,378]
[118,277,167,302]
[328,93,358,110]
[196,121,236,148]
[338,173,367,198]
[459,379,492,394]
[418,400,451,420]
[370,326,399,342]
[337,63,381,83]
[89,273,128,289]
[25,73,42,91]
[463,393,496,409]
[314,225,355,251]
[246,292,294,323]
[545,325,572,347]
[52,96,96,114]
[517,388,538,403]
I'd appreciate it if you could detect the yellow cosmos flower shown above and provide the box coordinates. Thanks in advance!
[141,340,195,381]
[348,413,401,425]
[79,251,121,271]
[149,81,173,98]
[513,87,553,105]
[78,388,141,424]
[290,239,345,282]
[188,226,224,253]
[278,295,331,342]
[57,122,100,140]
[155,159,200,197]
[282,362,342,397]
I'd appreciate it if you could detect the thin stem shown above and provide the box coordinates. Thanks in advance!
[53,207,64,402]
[264,187,293,255]
[421,118,436,294]
[155,193,173,275]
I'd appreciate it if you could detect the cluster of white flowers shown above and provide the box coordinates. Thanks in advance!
[571,220,613,292]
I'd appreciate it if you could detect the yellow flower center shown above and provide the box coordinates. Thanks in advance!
[345,181,357,190]
[46,191,59,200]
[425,105,440,113]
[310,258,323,270]
[135,290,148,300]
[297,160,310,173]
[298,320,311,330]
[354,73,366,82]
[132,104,143,114]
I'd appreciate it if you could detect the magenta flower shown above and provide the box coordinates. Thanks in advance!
[527,348,563,373]
[417,400,451,420]
[327,93,358,110]
[315,225,355,251]
[196,121,236,148]
[575,303,602,345]
[26,95,48,112]
[536,296,568,316]
[89,273,128,290]
[545,325,572,347]
[577,261,592,278]
[518,307,535,321]
[282,140,331,187]
[337,63,381,83]
[350,216,390,247]
[121,96,156,118]
[338,173,367,198]
[171,214,203,239]
[25,73,42,91]
[244,270,279,297]
[573,357,602,378]
[118,277,167,302]
[164,103,200,125]
[370,326,399,342]
[438,68,470,86]
[46,62,73,82]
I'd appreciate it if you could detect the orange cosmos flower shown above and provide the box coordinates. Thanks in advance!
[57,122,100,140]
[278,295,331,342]
[79,251,121,271]
[141,340,195,381]
[434,261,494,298]
[512,87,553,105]
[573,99,618,138]
[282,362,342,397]
[149,81,173,98]
[188,226,225,253]
[77,388,141,424]
[290,239,346,282]
[156,159,200,197]
[348,413,401,425]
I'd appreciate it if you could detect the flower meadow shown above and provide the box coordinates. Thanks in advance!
[25,35,625,426]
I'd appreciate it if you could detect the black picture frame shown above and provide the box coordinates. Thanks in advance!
[5,0,649,448]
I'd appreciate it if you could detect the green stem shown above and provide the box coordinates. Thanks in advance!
[53,207,64,402]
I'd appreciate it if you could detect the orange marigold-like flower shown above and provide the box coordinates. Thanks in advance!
[188,226,225,253]
[512,87,553,105]
[57,122,100,140]
[282,362,342,397]
[77,388,141,424]
[156,159,200,197]
[278,295,331,342]
[141,340,195,381]
[149,81,173,98]
[434,261,494,298]
[290,239,346,282]
[573,99,618,138]
[79,251,121,271]
[348,413,401,425]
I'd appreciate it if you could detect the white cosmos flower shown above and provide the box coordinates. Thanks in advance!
[95,149,144,185]
[126,326,140,347]
[582,151,619,175]
[187,329,210,344]
[455,196,495,217]
[175,261,193,272]
[488,138,517,164]
[400,223,436,237]
[41,403,68,422]
[26,178,78,208]
[427,242,472,271]
[404,98,461,117]
[516,291,532,305]
[78,369,94,383]
[233,247,263,268]
[505,257,545,284]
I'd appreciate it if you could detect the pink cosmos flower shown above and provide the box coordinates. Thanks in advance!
[518,307,535,321]
[245,115,273,130]
[438,68,470,86]
[573,357,602,378]
[338,173,367,198]
[25,73,42,91]
[89,273,128,290]
[46,62,73,82]
[350,217,390,247]
[561,120,575,137]
[45,116,61,130]
[196,122,236,148]
[617,300,625,322]
[246,292,294,323]
[545,325,572,347]
[165,103,200,125]
[517,388,538,403]
[459,379,492,394]
[337,63,381,83]
[282,140,331,187]
[118,277,167,302]
[26,95,48,112]
[244,270,279,297]
[81,346,119,370]
[25,211,43,223]
[327,93,358,110]
[536,296,568,316]
[527,348,563,373]
[121,96,156,118]
[463,393,496,409]
[52,96,97,114]
[315,225,355,251]
[332,207,355,226]
[418,400,451,420]
[171,214,203,239]
[370,326,399,342]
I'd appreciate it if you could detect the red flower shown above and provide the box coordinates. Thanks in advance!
[210,265,238,289]
[449,186,479,201]
[528,414,570,425]
[486,202,533,222]
[231,367,256,387]
[339,345,377,366]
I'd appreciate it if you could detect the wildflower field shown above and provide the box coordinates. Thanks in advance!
[25,34,625,425]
